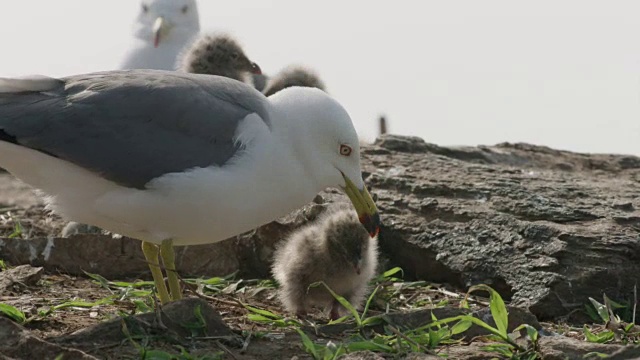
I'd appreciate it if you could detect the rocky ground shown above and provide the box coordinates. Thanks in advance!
[0,135,639,359]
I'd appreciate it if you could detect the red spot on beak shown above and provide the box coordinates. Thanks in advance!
[359,213,381,238]
[154,33,161,48]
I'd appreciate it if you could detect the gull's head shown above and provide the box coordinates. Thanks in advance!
[271,87,381,237]
[134,0,200,47]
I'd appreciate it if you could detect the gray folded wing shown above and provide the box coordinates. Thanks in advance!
[0,70,271,189]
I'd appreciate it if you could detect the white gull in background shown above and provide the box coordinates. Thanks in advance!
[120,0,200,70]
[0,70,380,305]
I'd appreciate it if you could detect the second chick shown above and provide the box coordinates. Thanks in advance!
[176,33,262,84]
[272,206,378,320]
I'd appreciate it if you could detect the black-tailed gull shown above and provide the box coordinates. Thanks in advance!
[272,205,378,320]
[120,0,200,70]
[263,65,327,97]
[176,33,262,84]
[0,70,380,304]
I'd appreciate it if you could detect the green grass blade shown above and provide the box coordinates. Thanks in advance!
[360,285,380,320]
[583,326,614,343]
[450,319,473,335]
[588,297,610,323]
[514,324,539,343]
[296,329,320,360]
[381,267,404,279]
[459,315,504,340]
[316,281,361,325]
[0,303,26,323]
[345,340,394,352]
[468,284,508,338]
[243,305,282,320]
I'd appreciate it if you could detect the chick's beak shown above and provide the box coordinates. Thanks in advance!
[250,62,262,75]
[342,175,381,237]
[152,16,166,48]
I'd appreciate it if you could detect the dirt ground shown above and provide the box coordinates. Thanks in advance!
[0,173,638,360]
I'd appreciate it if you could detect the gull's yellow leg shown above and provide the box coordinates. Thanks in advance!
[142,241,171,304]
[160,239,182,301]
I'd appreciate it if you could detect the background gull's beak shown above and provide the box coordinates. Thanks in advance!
[342,174,381,237]
[152,17,166,48]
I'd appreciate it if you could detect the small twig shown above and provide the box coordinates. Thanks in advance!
[88,342,124,353]
[387,324,437,355]
[241,331,252,353]
[181,279,245,309]
[403,291,421,305]
[633,283,637,325]
[216,340,240,360]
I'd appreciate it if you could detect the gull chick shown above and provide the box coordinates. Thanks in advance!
[177,33,262,84]
[263,65,326,97]
[272,206,378,320]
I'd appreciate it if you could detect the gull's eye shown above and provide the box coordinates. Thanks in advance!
[230,52,239,60]
[142,4,149,13]
[339,144,352,156]
[181,5,189,13]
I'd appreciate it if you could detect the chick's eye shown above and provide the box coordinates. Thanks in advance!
[339,144,352,156]
[230,52,239,60]
[142,4,149,13]
[181,5,189,13]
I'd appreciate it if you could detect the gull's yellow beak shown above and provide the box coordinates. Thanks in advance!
[152,17,169,48]
[342,175,381,237]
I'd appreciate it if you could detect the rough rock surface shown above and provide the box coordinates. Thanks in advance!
[0,318,98,360]
[53,298,235,349]
[362,136,640,321]
[1,136,639,323]
[0,264,43,293]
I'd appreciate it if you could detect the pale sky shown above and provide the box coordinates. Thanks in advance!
[1,1,639,155]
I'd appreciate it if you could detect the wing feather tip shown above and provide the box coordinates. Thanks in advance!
[0,75,64,94]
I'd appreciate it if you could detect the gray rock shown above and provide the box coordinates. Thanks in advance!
[363,135,640,321]
[538,336,634,360]
[0,318,98,360]
[53,298,236,349]
[0,264,43,293]
[339,351,387,360]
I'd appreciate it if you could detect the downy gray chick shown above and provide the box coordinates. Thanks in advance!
[263,65,326,97]
[272,206,378,320]
[176,33,262,84]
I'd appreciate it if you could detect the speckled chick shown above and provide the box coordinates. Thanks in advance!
[176,33,262,84]
[272,206,378,320]
[263,65,326,97]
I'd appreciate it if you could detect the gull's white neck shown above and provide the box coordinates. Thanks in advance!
[120,34,196,70]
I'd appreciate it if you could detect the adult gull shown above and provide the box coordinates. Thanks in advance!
[0,70,380,304]
[120,0,200,70]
